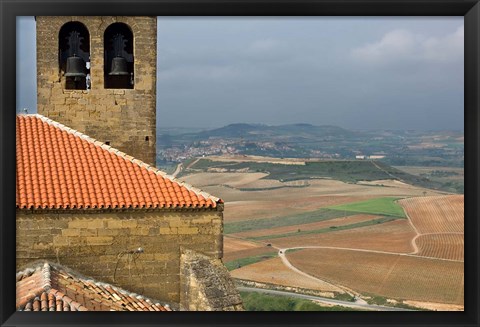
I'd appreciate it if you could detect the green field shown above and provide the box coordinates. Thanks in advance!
[249,217,398,240]
[240,291,360,311]
[224,252,278,271]
[224,208,354,234]
[327,197,406,218]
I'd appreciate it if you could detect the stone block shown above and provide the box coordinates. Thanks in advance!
[86,236,114,245]
[121,220,137,228]
[107,220,123,229]
[177,227,199,235]
[62,229,80,237]
[67,220,89,229]
[53,235,69,246]
[87,220,105,229]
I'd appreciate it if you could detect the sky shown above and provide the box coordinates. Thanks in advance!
[17,16,464,131]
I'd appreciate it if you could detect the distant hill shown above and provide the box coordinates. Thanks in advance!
[156,122,464,175]
[177,123,364,141]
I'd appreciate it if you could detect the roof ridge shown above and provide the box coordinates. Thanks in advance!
[16,261,52,288]
[41,262,52,290]
[23,114,220,205]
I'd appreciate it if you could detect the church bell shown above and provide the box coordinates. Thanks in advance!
[65,56,86,77]
[109,56,129,75]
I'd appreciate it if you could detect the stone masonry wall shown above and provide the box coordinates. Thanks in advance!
[36,16,156,166]
[180,250,244,311]
[16,209,223,303]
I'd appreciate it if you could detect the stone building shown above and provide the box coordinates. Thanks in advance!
[16,114,243,311]
[16,15,243,311]
[36,16,156,165]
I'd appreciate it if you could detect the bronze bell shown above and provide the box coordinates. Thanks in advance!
[109,56,129,75]
[65,56,86,77]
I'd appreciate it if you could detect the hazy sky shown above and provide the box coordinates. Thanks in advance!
[17,16,464,131]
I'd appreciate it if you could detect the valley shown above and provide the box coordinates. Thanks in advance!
[177,155,464,311]
[158,124,464,311]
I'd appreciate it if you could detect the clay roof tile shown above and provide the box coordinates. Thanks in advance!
[16,262,174,312]
[16,114,221,210]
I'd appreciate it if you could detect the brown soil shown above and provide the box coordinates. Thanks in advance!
[223,236,276,262]
[270,219,416,253]
[399,195,464,234]
[416,234,464,261]
[181,172,446,223]
[223,236,262,252]
[288,248,464,305]
[403,300,464,311]
[230,257,344,293]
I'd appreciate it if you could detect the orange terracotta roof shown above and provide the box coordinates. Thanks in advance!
[16,114,222,210]
[16,262,174,311]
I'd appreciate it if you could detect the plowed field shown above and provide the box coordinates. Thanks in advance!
[223,236,276,262]
[230,257,344,293]
[399,195,464,234]
[288,248,464,305]
[416,234,464,261]
[269,219,416,253]
[180,172,446,223]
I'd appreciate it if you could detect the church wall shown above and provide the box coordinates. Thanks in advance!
[16,208,223,303]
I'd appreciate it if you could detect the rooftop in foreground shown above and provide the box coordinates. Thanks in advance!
[16,261,174,311]
[16,114,222,210]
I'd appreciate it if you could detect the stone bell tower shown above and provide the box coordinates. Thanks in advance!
[36,16,157,166]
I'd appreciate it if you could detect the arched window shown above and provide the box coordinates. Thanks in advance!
[59,22,90,90]
[104,23,134,89]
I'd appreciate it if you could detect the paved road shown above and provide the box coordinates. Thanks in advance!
[237,287,414,311]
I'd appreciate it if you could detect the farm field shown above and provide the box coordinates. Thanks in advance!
[398,195,464,234]
[393,166,464,194]
[415,234,464,261]
[181,157,464,310]
[224,208,353,234]
[181,172,445,223]
[231,257,345,294]
[393,166,464,181]
[223,195,376,223]
[327,197,406,218]
[223,236,276,262]
[265,219,416,253]
[286,248,464,306]
[232,214,379,239]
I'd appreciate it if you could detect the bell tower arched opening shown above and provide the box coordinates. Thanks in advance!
[104,23,134,89]
[59,21,90,90]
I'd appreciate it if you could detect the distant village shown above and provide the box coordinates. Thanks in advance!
[158,138,342,162]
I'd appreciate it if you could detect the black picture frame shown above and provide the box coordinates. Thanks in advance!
[1,1,478,326]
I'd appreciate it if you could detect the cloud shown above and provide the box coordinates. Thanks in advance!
[351,29,416,63]
[351,25,463,64]
[422,25,463,62]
